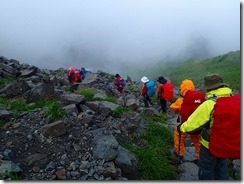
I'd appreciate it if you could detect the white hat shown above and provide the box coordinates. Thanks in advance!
[141,76,149,83]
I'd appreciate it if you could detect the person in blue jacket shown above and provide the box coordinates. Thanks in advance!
[80,67,88,80]
[141,76,156,107]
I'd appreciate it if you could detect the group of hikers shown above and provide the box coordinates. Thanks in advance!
[67,66,89,83]
[67,68,240,180]
[114,73,240,181]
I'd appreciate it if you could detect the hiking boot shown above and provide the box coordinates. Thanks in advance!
[175,157,184,164]
[192,159,199,165]
[173,151,183,159]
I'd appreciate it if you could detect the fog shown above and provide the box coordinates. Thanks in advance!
[0,0,240,78]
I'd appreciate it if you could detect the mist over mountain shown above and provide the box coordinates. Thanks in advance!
[0,0,240,79]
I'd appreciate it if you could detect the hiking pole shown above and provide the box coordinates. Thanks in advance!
[177,116,183,164]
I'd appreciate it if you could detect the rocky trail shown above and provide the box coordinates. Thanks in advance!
[0,56,240,180]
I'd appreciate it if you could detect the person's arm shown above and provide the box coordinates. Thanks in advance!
[170,97,183,113]
[141,85,147,96]
[180,100,215,133]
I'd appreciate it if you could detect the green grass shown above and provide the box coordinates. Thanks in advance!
[4,171,22,180]
[127,50,240,91]
[0,97,35,116]
[0,97,66,121]
[103,96,117,103]
[76,86,95,101]
[0,77,16,86]
[112,106,131,118]
[44,100,66,121]
[125,113,177,180]
[159,51,240,91]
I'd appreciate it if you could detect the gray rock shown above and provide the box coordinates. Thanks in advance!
[114,146,138,176]
[39,120,66,138]
[178,162,198,180]
[92,133,119,161]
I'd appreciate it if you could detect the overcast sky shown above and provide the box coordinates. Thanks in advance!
[0,0,240,75]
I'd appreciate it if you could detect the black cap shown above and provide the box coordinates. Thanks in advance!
[158,76,167,84]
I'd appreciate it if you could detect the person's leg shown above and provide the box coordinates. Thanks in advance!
[160,99,167,112]
[214,158,228,180]
[118,87,123,94]
[174,128,187,157]
[143,96,149,107]
[198,145,216,180]
[147,95,153,105]
[190,134,201,160]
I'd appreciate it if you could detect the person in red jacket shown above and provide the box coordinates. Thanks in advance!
[114,74,124,95]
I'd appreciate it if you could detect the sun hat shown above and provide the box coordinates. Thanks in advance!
[204,74,228,91]
[141,76,149,83]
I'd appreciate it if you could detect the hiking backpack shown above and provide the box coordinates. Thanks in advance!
[119,78,125,88]
[74,70,81,82]
[146,80,156,97]
[180,90,206,134]
[208,94,240,159]
[163,82,174,101]
[67,69,75,79]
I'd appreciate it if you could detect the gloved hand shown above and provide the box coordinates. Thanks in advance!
[177,116,180,123]
[177,124,182,133]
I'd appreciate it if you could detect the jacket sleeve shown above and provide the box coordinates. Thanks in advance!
[141,85,147,96]
[170,97,183,113]
[180,100,215,133]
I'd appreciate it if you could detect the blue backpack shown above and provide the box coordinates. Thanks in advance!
[146,80,156,97]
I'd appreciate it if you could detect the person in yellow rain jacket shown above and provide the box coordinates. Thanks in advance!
[170,79,201,161]
[179,74,231,180]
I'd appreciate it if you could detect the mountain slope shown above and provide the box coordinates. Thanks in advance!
[131,50,240,91]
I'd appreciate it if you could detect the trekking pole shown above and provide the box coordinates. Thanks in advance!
[177,115,182,164]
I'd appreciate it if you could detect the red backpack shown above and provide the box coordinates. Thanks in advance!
[209,94,240,159]
[180,90,206,134]
[163,82,174,101]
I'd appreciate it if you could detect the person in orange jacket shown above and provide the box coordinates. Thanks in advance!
[170,79,201,161]
[67,66,76,83]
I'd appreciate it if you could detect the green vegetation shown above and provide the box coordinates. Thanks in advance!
[0,120,5,128]
[0,97,66,121]
[127,84,140,93]
[0,77,16,86]
[0,97,35,116]
[44,100,66,121]
[157,51,240,91]
[128,50,240,91]
[103,96,117,103]
[4,171,22,180]
[112,106,131,118]
[126,113,177,180]
[76,86,95,101]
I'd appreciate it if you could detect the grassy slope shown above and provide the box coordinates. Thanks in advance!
[132,50,240,91]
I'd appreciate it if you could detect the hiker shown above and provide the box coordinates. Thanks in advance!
[157,76,174,113]
[178,74,233,180]
[170,79,205,162]
[80,67,88,80]
[74,69,82,82]
[114,74,125,95]
[141,76,156,107]
[67,66,76,83]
